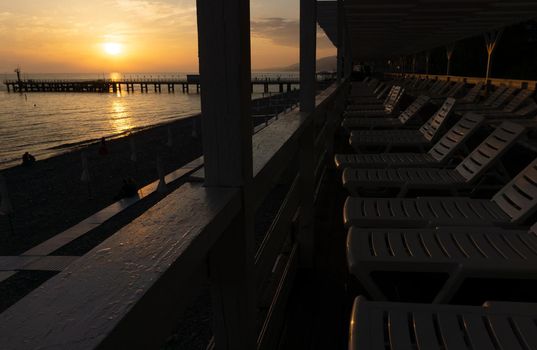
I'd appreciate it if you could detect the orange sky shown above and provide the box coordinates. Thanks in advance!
[0,0,336,73]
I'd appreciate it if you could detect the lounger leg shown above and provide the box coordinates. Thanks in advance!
[432,271,463,304]
[397,184,408,197]
[355,269,389,301]
[495,161,511,183]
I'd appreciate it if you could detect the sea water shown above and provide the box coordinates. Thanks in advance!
[0,72,298,169]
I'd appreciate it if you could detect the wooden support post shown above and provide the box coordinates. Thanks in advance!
[300,0,316,113]
[446,43,455,76]
[425,51,430,75]
[196,0,256,348]
[336,0,343,83]
[298,0,316,266]
[344,25,352,78]
[484,29,503,85]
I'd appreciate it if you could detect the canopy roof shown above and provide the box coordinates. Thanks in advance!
[317,0,537,60]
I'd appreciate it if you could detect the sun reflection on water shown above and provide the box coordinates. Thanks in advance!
[109,99,133,133]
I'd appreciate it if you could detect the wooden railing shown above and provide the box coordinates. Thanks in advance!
[0,81,348,349]
[386,72,537,91]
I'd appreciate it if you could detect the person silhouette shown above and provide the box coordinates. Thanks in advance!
[98,137,109,155]
[22,152,36,166]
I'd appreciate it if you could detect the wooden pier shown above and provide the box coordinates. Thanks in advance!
[3,77,308,94]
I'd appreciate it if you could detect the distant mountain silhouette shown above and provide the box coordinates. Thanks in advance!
[261,56,337,72]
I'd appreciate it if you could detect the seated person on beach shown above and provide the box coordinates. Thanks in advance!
[98,137,109,155]
[22,152,36,166]
[114,178,138,200]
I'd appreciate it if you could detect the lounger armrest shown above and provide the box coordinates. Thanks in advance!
[483,301,537,315]
[434,226,527,234]
[416,196,470,201]
[349,296,371,350]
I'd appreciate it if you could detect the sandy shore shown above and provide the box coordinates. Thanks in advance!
[0,115,203,255]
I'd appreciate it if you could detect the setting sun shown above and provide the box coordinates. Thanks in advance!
[103,42,122,56]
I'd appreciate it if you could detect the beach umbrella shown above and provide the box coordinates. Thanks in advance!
[156,156,168,193]
[130,135,137,162]
[166,126,173,147]
[0,175,13,216]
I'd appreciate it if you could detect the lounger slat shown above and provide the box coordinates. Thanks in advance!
[372,231,391,257]
[437,233,467,259]
[388,311,415,350]
[486,234,519,260]
[388,232,409,257]
[451,234,480,259]
[502,234,532,259]
[401,199,422,220]
[484,85,508,106]
[470,233,505,259]
[370,309,389,349]
[487,315,526,350]
[420,232,449,258]
[518,233,537,255]
[413,312,442,350]
[441,200,468,220]
[403,232,428,258]
[464,201,497,220]
[437,313,469,349]
[511,316,537,350]
[462,314,497,350]
[420,200,451,220]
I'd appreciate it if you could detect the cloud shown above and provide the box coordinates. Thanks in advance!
[251,17,299,47]
[251,17,337,50]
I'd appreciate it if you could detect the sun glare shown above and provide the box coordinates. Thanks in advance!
[103,42,122,56]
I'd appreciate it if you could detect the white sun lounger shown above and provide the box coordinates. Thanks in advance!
[457,85,514,111]
[342,122,525,196]
[346,86,403,114]
[341,95,430,130]
[343,157,537,228]
[336,113,484,170]
[482,90,534,118]
[347,224,537,303]
[349,98,456,152]
[349,296,537,349]
[349,82,386,101]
